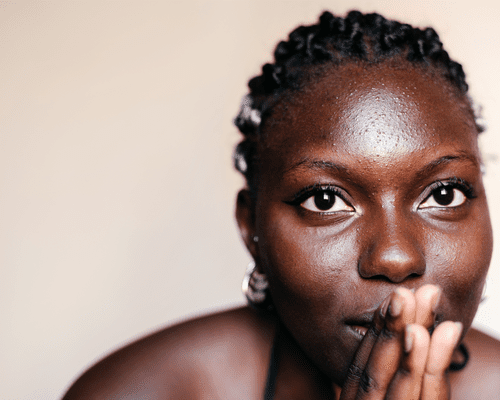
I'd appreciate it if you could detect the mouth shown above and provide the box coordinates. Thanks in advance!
[349,325,369,337]
[345,313,374,339]
[346,312,444,339]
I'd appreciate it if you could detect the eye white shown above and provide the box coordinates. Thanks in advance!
[419,187,467,209]
[301,191,353,213]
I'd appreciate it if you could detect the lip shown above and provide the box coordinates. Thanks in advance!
[345,303,445,339]
[345,311,375,338]
[345,311,376,326]
[349,324,369,338]
[347,314,443,339]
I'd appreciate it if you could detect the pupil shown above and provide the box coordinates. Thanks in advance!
[314,192,335,210]
[434,187,454,205]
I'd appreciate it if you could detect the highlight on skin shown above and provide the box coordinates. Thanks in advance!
[62,10,499,400]
[233,10,483,198]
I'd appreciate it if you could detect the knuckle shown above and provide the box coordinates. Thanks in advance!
[345,363,364,382]
[370,324,382,337]
[358,370,380,394]
[379,327,397,341]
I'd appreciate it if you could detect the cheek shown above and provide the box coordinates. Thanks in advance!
[259,216,360,323]
[259,221,367,382]
[426,214,493,326]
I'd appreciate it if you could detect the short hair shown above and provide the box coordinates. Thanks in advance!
[234,10,481,195]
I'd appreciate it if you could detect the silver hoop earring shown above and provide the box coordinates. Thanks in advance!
[242,261,269,304]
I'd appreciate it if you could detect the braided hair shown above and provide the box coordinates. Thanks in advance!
[234,10,481,195]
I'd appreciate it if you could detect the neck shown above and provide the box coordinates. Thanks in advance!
[331,383,341,400]
[271,324,336,399]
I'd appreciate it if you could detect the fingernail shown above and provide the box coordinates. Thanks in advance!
[432,288,441,313]
[405,325,414,353]
[380,295,391,319]
[389,291,403,318]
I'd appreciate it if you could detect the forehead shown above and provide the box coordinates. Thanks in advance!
[260,62,478,168]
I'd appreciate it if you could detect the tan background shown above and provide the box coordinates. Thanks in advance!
[1,1,499,398]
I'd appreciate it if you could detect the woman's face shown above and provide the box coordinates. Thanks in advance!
[244,62,493,383]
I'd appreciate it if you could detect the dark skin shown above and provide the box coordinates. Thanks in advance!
[64,61,500,399]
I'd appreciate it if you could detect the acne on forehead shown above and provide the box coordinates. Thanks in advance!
[340,90,476,160]
[340,87,418,158]
[262,63,479,162]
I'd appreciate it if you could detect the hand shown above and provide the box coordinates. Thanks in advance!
[340,285,463,400]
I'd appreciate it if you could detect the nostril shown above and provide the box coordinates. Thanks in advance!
[358,241,426,282]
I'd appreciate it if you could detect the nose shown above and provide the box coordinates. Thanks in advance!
[358,209,426,283]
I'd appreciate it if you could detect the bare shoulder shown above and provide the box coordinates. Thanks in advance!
[451,327,500,399]
[63,306,277,400]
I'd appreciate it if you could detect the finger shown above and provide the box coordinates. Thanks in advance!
[414,284,441,328]
[340,294,391,399]
[421,321,463,399]
[385,324,430,400]
[347,288,416,400]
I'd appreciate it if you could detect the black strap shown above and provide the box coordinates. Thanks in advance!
[449,343,469,372]
[263,326,280,400]
[263,331,469,399]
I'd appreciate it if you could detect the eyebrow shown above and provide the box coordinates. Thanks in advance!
[284,151,480,179]
[414,152,480,179]
[283,158,350,176]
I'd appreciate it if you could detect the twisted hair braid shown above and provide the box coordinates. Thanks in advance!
[234,10,481,195]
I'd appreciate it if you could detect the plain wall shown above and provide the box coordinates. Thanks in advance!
[1,1,499,398]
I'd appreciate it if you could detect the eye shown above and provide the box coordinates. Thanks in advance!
[419,186,467,209]
[301,190,353,213]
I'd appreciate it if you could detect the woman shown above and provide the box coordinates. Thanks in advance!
[64,11,500,399]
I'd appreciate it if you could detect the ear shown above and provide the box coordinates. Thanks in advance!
[236,189,258,260]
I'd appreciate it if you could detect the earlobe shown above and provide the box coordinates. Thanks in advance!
[236,189,258,259]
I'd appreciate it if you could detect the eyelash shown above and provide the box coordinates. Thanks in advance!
[284,184,349,207]
[284,178,475,212]
[423,177,476,201]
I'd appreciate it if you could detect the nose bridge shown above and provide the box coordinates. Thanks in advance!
[358,199,425,283]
